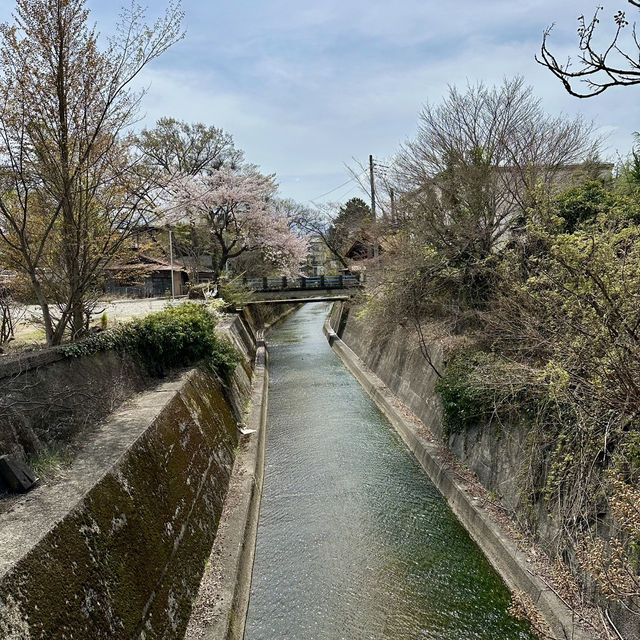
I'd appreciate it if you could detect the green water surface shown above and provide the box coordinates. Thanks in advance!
[244,303,533,639]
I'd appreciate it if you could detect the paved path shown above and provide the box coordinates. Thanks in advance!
[23,297,183,324]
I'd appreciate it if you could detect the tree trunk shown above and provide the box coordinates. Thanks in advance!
[31,277,56,346]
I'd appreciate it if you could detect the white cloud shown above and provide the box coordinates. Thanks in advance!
[0,0,637,203]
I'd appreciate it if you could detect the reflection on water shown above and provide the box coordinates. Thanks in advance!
[244,303,533,639]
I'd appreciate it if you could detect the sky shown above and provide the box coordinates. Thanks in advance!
[0,0,638,205]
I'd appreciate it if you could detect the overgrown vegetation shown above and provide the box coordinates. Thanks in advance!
[61,303,239,379]
[364,77,640,628]
[435,351,494,434]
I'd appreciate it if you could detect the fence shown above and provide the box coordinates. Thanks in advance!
[243,275,360,292]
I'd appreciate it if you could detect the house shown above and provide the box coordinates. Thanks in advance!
[104,253,188,298]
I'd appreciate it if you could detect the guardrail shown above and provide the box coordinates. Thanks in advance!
[243,275,360,292]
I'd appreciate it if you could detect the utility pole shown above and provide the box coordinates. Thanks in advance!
[390,188,396,223]
[369,154,376,220]
[169,229,175,302]
[370,154,379,259]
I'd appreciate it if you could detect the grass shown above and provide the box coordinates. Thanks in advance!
[6,327,47,349]
[29,447,73,479]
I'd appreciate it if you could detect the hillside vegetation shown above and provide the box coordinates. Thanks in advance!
[363,79,640,623]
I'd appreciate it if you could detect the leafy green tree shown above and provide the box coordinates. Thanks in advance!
[136,117,243,176]
[327,197,372,256]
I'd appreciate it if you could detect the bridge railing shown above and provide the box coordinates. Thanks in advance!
[243,274,360,292]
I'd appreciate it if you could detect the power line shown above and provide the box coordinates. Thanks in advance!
[331,182,361,202]
[308,171,367,204]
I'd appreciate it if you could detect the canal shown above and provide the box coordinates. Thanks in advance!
[244,303,533,639]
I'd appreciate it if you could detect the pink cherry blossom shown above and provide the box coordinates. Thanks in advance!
[165,168,308,279]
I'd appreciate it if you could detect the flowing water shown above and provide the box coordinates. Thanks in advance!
[244,303,533,640]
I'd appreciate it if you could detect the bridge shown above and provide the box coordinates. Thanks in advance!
[243,274,361,303]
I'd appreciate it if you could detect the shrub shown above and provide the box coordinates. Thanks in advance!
[554,180,638,232]
[130,303,217,371]
[435,350,494,434]
[61,302,240,379]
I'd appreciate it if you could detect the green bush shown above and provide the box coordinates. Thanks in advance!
[61,302,240,379]
[130,303,217,371]
[435,351,493,434]
[554,180,639,232]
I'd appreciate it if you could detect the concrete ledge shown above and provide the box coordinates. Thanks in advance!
[0,348,65,381]
[323,318,594,640]
[185,340,269,640]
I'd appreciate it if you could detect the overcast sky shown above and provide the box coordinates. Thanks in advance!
[1,1,638,205]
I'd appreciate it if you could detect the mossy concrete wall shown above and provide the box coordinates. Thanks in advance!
[185,303,300,640]
[0,307,291,640]
[0,365,242,640]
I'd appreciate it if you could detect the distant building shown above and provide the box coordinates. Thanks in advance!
[306,237,339,276]
[104,253,188,298]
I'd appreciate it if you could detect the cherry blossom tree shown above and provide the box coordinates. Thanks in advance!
[168,168,308,282]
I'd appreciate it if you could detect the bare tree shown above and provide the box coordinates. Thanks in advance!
[538,2,640,97]
[0,0,183,345]
[395,78,599,269]
[0,283,24,346]
[291,202,351,269]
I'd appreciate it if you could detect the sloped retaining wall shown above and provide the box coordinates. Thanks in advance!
[0,304,302,640]
[326,305,595,640]
[0,363,243,640]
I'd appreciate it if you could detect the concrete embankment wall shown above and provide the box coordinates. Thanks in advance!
[0,304,296,640]
[327,303,596,640]
[0,348,152,461]
[0,366,242,640]
[329,303,446,438]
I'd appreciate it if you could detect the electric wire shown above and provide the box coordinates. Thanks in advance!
[308,170,367,204]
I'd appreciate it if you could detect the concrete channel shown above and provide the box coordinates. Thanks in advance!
[240,303,543,640]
